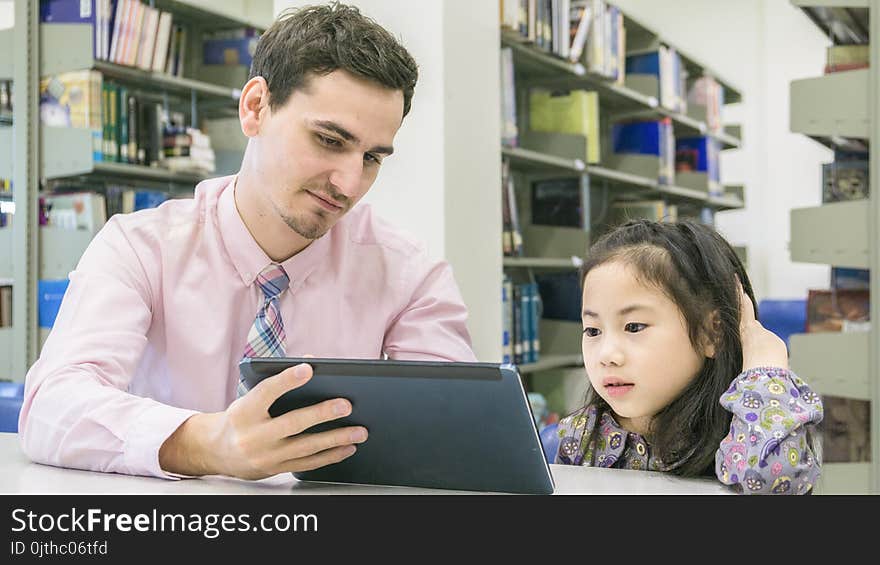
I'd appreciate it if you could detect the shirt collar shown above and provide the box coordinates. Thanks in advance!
[217,175,332,288]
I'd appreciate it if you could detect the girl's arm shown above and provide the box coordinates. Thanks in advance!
[715,366,823,494]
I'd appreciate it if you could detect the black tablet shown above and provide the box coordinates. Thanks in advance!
[238,357,555,494]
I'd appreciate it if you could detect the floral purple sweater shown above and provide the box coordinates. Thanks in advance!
[554,367,824,495]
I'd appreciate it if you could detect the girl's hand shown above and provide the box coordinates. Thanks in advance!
[737,279,789,372]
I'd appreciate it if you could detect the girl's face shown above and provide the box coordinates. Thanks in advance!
[581,260,708,436]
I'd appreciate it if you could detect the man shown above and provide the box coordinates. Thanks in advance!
[19,3,475,480]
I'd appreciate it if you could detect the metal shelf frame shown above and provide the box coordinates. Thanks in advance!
[4,2,263,380]
[788,0,879,494]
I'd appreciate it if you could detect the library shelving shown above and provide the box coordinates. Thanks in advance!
[499,2,745,391]
[787,0,877,494]
[3,1,269,379]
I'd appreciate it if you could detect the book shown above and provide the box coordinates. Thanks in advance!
[502,275,514,364]
[822,160,868,202]
[806,288,870,333]
[500,47,518,147]
[825,44,869,74]
[134,190,169,211]
[567,1,592,63]
[819,396,871,463]
[831,268,869,291]
[43,191,107,233]
[39,70,103,163]
[535,272,581,322]
[529,89,601,163]
[609,199,677,227]
[611,118,675,185]
[530,176,589,229]
[152,11,175,73]
[502,159,523,256]
[675,136,721,195]
[203,35,260,66]
[40,0,105,61]
[687,76,724,133]
[626,46,686,113]
[0,284,11,328]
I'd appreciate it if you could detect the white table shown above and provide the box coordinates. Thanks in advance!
[0,433,732,495]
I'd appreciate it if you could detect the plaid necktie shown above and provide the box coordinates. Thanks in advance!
[237,263,290,397]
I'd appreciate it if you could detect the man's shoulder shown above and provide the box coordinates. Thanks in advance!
[338,203,425,258]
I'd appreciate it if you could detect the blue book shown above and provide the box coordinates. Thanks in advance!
[513,285,524,365]
[528,282,541,364]
[501,276,512,365]
[134,190,168,211]
[676,136,720,188]
[38,279,71,328]
[612,120,664,156]
[40,0,105,60]
[203,37,259,66]
[626,51,661,76]
[519,283,533,365]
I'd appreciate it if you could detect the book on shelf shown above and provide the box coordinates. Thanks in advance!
[822,159,868,203]
[535,272,580,322]
[609,199,677,227]
[40,0,108,61]
[825,44,869,74]
[500,46,519,147]
[502,274,514,364]
[0,284,11,328]
[819,396,871,463]
[42,191,108,234]
[531,176,589,229]
[40,69,104,163]
[831,268,869,291]
[203,28,261,66]
[609,118,675,185]
[529,88,601,164]
[687,76,724,133]
[37,279,70,329]
[626,46,686,113]
[805,288,870,333]
[498,0,624,81]
[675,135,721,195]
[567,1,592,64]
[502,158,524,257]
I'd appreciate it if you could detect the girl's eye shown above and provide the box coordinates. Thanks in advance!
[625,323,647,333]
[583,327,601,337]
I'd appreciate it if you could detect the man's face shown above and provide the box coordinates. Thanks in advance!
[250,69,403,240]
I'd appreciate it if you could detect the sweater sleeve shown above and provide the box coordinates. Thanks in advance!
[715,366,824,494]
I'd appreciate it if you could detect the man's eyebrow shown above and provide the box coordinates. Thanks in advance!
[582,304,653,318]
[312,120,394,155]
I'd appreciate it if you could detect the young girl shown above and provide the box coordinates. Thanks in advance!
[554,219,823,494]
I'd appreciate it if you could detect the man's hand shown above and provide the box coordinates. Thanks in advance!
[159,363,367,479]
[737,279,789,372]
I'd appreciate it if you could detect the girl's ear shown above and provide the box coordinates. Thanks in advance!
[701,310,721,359]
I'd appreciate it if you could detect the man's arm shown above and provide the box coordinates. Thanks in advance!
[382,251,477,362]
[19,219,198,478]
[20,219,367,479]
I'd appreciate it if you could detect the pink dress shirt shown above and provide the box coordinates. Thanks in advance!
[19,175,475,478]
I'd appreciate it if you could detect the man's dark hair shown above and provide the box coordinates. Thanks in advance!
[249,2,419,118]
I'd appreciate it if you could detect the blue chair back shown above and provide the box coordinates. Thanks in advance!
[540,422,560,463]
[0,382,25,433]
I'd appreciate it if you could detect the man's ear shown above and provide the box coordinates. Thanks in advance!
[239,76,270,138]
[702,310,721,359]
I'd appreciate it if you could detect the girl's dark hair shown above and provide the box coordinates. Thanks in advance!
[249,2,419,118]
[575,219,758,477]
